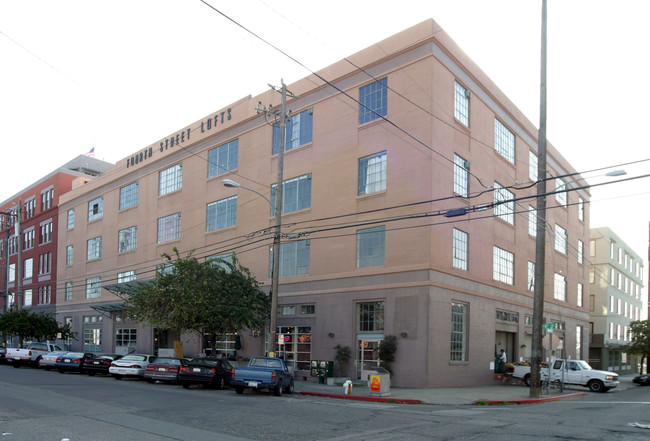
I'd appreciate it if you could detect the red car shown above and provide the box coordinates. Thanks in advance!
[144,357,189,384]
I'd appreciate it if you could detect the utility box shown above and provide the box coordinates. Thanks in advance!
[310,360,334,383]
[368,367,391,397]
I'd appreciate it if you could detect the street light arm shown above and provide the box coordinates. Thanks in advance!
[222,179,273,210]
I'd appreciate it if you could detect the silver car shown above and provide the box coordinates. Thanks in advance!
[108,354,156,380]
[38,351,69,370]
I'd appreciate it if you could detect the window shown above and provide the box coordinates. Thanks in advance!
[84,328,102,353]
[8,236,17,255]
[493,246,514,285]
[452,228,468,270]
[450,302,468,362]
[358,152,386,196]
[206,253,235,272]
[577,240,584,264]
[358,302,384,332]
[206,196,237,231]
[273,109,313,154]
[40,221,53,244]
[39,252,52,275]
[115,328,137,351]
[554,225,568,254]
[38,286,51,304]
[271,174,312,214]
[270,239,310,277]
[86,276,101,299]
[118,270,136,283]
[555,178,568,207]
[527,261,535,291]
[528,206,537,237]
[24,258,33,279]
[157,213,181,243]
[65,282,73,301]
[159,163,183,196]
[41,187,54,211]
[494,119,515,163]
[577,283,583,307]
[119,182,139,210]
[23,288,32,307]
[208,139,239,177]
[67,209,75,229]
[589,239,596,257]
[25,198,36,218]
[554,273,567,301]
[454,81,470,126]
[118,226,138,253]
[281,306,296,316]
[359,77,387,124]
[578,197,585,222]
[357,226,385,268]
[66,245,74,266]
[88,197,103,221]
[301,305,315,315]
[87,236,102,260]
[276,326,312,370]
[24,228,35,250]
[529,150,538,182]
[453,154,469,197]
[494,182,514,224]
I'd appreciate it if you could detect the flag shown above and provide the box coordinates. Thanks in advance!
[85,147,95,157]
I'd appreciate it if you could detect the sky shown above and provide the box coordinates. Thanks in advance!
[1,0,649,293]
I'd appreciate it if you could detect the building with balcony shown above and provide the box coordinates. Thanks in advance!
[588,227,644,373]
[55,20,590,387]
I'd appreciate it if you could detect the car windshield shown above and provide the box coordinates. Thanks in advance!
[121,355,147,361]
[250,358,282,368]
[577,360,592,370]
[189,358,217,366]
[154,358,181,365]
[65,352,85,358]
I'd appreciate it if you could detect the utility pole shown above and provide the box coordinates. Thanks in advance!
[257,79,297,357]
[16,199,22,310]
[530,0,547,398]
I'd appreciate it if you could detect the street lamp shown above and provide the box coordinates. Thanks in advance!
[223,178,282,357]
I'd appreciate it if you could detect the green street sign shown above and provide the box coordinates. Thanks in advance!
[542,322,556,330]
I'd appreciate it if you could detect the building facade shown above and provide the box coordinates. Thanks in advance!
[55,20,590,387]
[589,227,644,373]
[0,156,113,317]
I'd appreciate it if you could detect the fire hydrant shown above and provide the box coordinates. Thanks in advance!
[343,380,353,395]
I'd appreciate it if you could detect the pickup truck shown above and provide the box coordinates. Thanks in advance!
[507,359,619,392]
[230,356,294,396]
[6,342,63,368]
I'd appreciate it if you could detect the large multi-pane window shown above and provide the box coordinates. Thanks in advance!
[159,163,183,196]
[276,326,312,371]
[554,224,568,254]
[528,206,537,236]
[450,302,467,362]
[87,236,102,260]
[554,273,567,301]
[88,197,103,221]
[67,209,75,229]
[493,246,514,285]
[157,213,181,243]
[359,77,387,124]
[358,152,386,195]
[270,240,310,277]
[358,302,384,332]
[273,109,313,154]
[84,328,102,352]
[529,150,538,182]
[208,139,239,177]
[24,258,33,279]
[555,178,568,206]
[453,154,469,197]
[206,196,237,231]
[454,81,470,126]
[357,226,385,268]
[115,328,137,351]
[118,270,136,283]
[23,289,32,307]
[86,276,101,299]
[118,226,138,253]
[66,245,74,266]
[271,174,312,215]
[452,228,468,270]
[494,119,515,164]
[119,182,139,210]
[65,282,73,301]
[494,182,514,224]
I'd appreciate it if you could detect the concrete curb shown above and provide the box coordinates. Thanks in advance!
[474,392,587,405]
[299,391,422,404]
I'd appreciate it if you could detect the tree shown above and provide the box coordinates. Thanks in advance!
[378,335,398,374]
[125,250,270,354]
[626,320,650,374]
[334,344,351,376]
[0,308,75,344]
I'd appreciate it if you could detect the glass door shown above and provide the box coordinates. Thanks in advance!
[357,339,381,380]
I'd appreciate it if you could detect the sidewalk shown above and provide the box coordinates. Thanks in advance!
[294,374,638,405]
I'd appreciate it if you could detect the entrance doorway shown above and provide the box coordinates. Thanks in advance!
[356,338,382,380]
[495,331,515,363]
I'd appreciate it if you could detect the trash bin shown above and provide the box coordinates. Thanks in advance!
[368,367,390,397]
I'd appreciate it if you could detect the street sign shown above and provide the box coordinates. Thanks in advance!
[542,322,556,330]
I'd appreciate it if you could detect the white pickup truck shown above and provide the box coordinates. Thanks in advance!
[6,342,63,368]
[507,359,619,392]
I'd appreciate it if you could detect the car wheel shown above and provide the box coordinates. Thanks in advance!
[182,383,190,389]
[12,363,21,369]
[524,374,531,387]
[147,378,155,384]
[235,386,245,394]
[283,380,294,394]
[58,369,65,374]
[44,366,51,371]
[113,374,122,380]
[216,377,225,390]
[273,383,282,396]
[87,371,96,376]
[588,380,604,392]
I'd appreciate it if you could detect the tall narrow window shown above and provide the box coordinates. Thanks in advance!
[66,245,74,266]
[271,174,312,214]
[577,283,583,307]
[118,226,138,253]
[529,150,538,182]
[273,109,313,154]
[357,226,385,268]
[454,81,469,126]
[555,178,568,207]
[206,196,237,231]
[65,281,73,301]
[88,197,103,222]
[578,197,585,222]
[554,225,568,254]
[359,77,387,124]
[453,154,469,197]
[157,213,181,243]
[494,182,514,224]
[358,152,386,195]
[86,276,101,299]
[208,139,239,177]
[87,236,102,260]
[528,206,537,237]
[527,261,535,291]
[452,228,468,270]
[493,246,514,285]
[67,209,75,229]
[577,239,584,264]
[119,182,139,210]
[494,119,515,164]
[554,273,567,301]
[450,302,467,361]
[159,163,182,196]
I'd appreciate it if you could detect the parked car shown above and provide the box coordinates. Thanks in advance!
[38,351,69,370]
[84,354,123,376]
[230,356,294,396]
[144,357,189,384]
[0,347,7,364]
[179,357,233,389]
[55,352,96,374]
[109,354,156,380]
[6,342,63,368]
[633,373,650,385]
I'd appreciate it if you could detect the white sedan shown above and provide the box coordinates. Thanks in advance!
[108,354,156,380]
[38,351,69,370]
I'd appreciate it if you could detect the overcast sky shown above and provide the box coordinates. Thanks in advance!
[1,0,649,284]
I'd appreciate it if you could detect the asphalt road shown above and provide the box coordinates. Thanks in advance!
[1,364,649,440]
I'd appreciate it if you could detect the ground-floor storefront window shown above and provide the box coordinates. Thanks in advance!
[116,328,137,354]
[276,326,311,371]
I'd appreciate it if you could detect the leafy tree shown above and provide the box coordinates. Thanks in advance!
[334,344,351,376]
[378,335,398,374]
[626,320,650,374]
[0,308,75,344]
[125,250,270,354]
